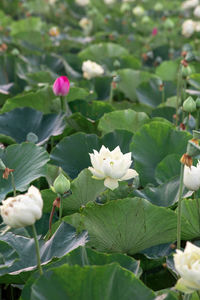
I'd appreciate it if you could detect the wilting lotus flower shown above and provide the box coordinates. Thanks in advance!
[53,76,70,96]
[75,0,89,6]
[0,186,43,228]
[182,19,196,37]
[174,242,200,293]
[88,145,139,190]
[49,26,60,37]
[183,161,200,191]
[82,60,104,80]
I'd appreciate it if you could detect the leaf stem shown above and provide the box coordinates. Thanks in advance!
[32,224,43,276]
[10,172,16,197]
[177,163,184,250]
[60,96,66,113]
[59,196,63,220]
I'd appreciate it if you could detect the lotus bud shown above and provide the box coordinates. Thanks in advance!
[120,3,131,13]
[154,2,163,11]
[186,140,200,157]
[53,173,70,195]
[183,96,196,113]
[163,19,174,30]
[26,132,38,144]
[196,97,200,108]
[53,76,70,97]
[181,65,193,78]
[141,16,151,23]
[193,130,200,139]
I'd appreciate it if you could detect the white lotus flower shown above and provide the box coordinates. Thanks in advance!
[0,186,43,228]
[88,145,139,190]
[183,161,200,191]
[194,5,200,17]
[82,60,104,80]
[181,0,199,10]
[75,0,90,6]
[195,21,200,31]
[182,19,196,37]
[174,242,200,293]
[132,6,145,17]
[79,18,93,35]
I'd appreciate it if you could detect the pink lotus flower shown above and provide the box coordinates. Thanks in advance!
[53,76,70,96]
[152,27,158,36]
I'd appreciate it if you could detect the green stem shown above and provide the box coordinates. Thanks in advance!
[60,96,66,113]
[197,291,200,300]
[162,86,165,104]
[176,64,182,127]
[32,224,43,276]
[109,82,113,104]
[196,109,200,130]
[177,163,184,250]
[81,246,89,266]
[59,196,63,220]
[10,172,16,197]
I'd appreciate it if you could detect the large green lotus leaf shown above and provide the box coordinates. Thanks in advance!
[67,112,99,134]
[156,61,179,81]
[50,130,133,179]
[1,86,57,114]
[67,87,90,102]
[151,107,176,123]
[30,264,155,300]
[0,241,19,274]
[117,69,152,101]
[0,143,49,201]
[20,246,142,300]
[133,176,187,207]
[136,79,176,108]
[155,154,181,184]
[188,73,200,89]
[130,122,191,186]
[62,169,105,215]
[69,100,113,121]
[0,107,65,145]
[0,223,87,283]
[98,109,149,134]
[79,42,129,62]
[83,198,178,254]
[10,17,44,36]
[180,198,200,240]
[93,76,112,100]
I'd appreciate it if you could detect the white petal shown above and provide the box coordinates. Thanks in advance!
[104,177,119,190]
[120,169,139,180]
[88,167,105,179]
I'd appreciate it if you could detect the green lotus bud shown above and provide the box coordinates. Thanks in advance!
[183,96,196,113]
[185,52,195,62]
[120,3,130,13]
[0,159,6,170]
[186,140,200,157]
[181,65,192,78]
[193,130,200,139]
[53,173,70,195]
[164,19,174,30]
[154,2,163,11]
[11,48,20,56]
[196,97,200,108]
[141,16,151,23]
[26,132,38,144]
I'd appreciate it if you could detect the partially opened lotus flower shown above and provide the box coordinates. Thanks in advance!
[88,145,138,190]
[53,76,70,96]
[0,186,43,228]
[174,242,200,293]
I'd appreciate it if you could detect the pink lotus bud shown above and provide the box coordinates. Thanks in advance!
[53,76,70,96]
[152,27,158,36]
